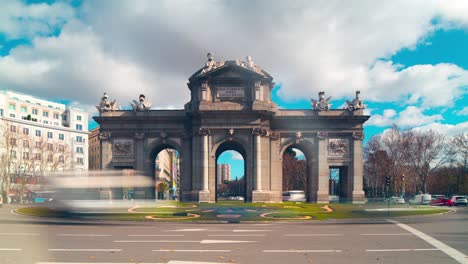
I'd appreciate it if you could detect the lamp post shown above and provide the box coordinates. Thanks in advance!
[402,174,405,199]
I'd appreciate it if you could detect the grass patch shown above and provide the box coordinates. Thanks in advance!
[16,207,68,218]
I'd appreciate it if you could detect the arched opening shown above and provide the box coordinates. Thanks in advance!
[282,146,308,202]
[215,141,246,202]
[150,144,180,200]
[329,166,348,203]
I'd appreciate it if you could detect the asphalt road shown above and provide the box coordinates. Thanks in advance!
[0,205,466,264]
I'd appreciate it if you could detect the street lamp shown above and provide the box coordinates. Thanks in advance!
[402,174,405,198]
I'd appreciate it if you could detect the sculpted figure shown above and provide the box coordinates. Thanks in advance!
[346,91,365,111]
[96,92,118,112]
[131,94,151,111]
[311,91,332,111]
[201,52,217,74]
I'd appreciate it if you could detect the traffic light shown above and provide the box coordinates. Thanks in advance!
[385,176,391,186]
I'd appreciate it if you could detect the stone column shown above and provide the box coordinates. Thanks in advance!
[134,132,145,171]
[351,132,365,204]
[198,128,211,202]
[312,132,329,203]
[254,131,262,191]
[99,132,112,169]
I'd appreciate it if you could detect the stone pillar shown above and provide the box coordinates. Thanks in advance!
[134,133,145,171]
[255,133,262,191]
[198,128,211,202]
[252,128,273,202]
[99,132,112,169]
[351,132,365,204]
[312,132,329,203]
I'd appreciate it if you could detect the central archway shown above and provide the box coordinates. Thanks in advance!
[214,140,248,202]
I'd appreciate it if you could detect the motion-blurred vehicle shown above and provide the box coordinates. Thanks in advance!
[430,196,453,207]
[451,195,467,206]
[32,191,56,203]
[389,196,405,204]
[0,194,3,207]
[282,190,306,202]
[329,195,340,203]
[235,196,245,201]
[409,194,432,205]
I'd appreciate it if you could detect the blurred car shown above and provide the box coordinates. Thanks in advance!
[329,195,340,203]
[451,195,467,206]
[282,190,306,202]
[430,197,453,207]
[0,194,3,207]
[409,194,432,205]
[390,196,405,204]
[235,196,245,201]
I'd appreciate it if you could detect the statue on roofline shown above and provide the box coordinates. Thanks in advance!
[311,91,332,111]
[346,91,365,111]
[96,92,118,112]
[131,94,151,111]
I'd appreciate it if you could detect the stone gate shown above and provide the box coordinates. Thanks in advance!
[94,54,369,203]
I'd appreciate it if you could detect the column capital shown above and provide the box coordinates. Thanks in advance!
[252,127,269,137]
[352,131,364,140]
[98,131,111,141]
[316,131,328,140]
[134,132,145,139]
[198,127,210,136]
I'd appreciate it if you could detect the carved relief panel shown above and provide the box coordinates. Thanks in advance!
[328,138,349,156]
[113,139,134,156]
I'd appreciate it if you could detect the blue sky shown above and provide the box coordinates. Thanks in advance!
[1,1,467,177]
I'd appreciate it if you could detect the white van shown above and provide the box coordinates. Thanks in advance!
[282,190,306,202]
[409,194,431,205]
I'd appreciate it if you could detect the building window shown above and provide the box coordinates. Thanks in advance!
[47,132,53,139]
[9,138,16,146]
[23,127,29,135]
[76,136,83,143]
[59,155,64,163]
[53,113,59,119]
[0,109,3,116]
[10,150,16,158]
[47,143,53,151]
[43,120,49,125]
[76,124,83,131]
[59,145,64,152]
[35,142,42,148]
[59,133,64,140]
[76,147,83,153]
[77,115,82,121]
[32,109,38,115]
[62,115,67,121]
[54,122,59,126]
[23,152,29,160]
[9,103,15,110]
[9,113,15,118]
[20,106,27,113]
[47,155,53,162]
[10,125,16,133]
[77,157,83,164]
[35,130,41,137]
[23,140,29,148]
[43,111,49,117]
[35,153,41,160]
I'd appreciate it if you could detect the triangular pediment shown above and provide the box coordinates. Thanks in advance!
[189,61,272,81]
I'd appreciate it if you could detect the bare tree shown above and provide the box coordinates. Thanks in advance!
[282,148,307,192]
[450,133,467,194]
[0,121,16,203]
[405,130,455,194]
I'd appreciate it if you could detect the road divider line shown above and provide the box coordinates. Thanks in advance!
[152,249,232,252]
[387,219,467,264]
[0,248,22,251]
[263,250,342,253]
[208,234,266,237]
[128,234,185,237]
[48,249,121,252]
[0,233,40,236]
[361,233,412,236]
[285,234,343,237]
[56,234,111,237]
[114,240,257,244]
[366,248,439,252]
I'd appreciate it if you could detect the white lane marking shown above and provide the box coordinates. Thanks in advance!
[361,233,412,236]
[366,248,440,252]
[285,234,343,237]
[387,219,467,264]
[152,249,231,252]
[166,228,207,232]
[200,240,257,244]
[0,232,40,236]
[263,250,342,253]
[128,234,184,237]
[0,248,22,251]
[57,234,111,237]
[233,229,272,232]
[208,234,266,237]
[37,262,225,264]
[114,240,256,244]
[48,249,122,252]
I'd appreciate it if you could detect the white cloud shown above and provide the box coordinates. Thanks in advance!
[413,121,468,137]
[1,0,468,116]
[367,109,397,126]
[455,106,468,116]
[395,106,443,127]
[225,150,244,161]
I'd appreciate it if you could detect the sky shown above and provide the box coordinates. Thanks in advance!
[1,0,467,177]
